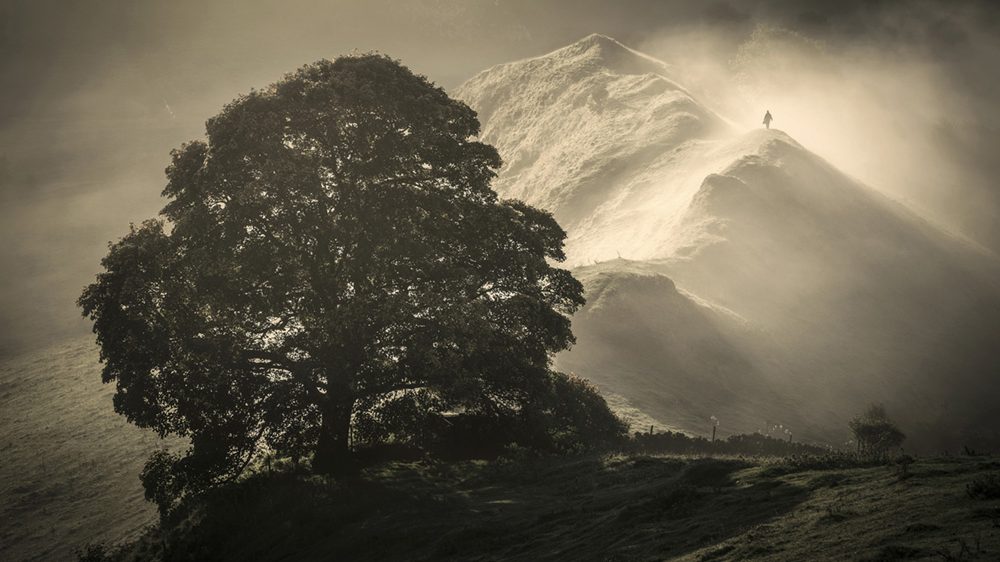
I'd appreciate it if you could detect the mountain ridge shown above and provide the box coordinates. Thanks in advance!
[458,34,1000,450]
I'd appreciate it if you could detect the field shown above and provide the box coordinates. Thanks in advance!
[4,338,999,561]
[93,453,1000,561]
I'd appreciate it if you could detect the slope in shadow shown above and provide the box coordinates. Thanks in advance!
[112,456,808,562]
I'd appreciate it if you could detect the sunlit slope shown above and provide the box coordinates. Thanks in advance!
[458,34,1000,450]
[0,338,177,561]
[456,33,733,264]
[662,132,1000,445]
[556,260,806,441]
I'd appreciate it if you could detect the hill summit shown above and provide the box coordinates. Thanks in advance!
[457,35,1000,450]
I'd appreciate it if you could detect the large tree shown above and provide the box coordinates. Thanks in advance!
[79,55,585,486]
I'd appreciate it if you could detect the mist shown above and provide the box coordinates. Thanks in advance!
[2,0,999,355]
[5,2,1000,559]
[638,4,1000,250]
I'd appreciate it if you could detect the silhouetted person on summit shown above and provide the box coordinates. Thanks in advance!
[763,110,773,129]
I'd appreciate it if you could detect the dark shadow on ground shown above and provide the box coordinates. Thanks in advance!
[129,454,809,561]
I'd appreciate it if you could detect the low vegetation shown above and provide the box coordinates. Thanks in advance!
[627,429,830,457]
[78,453,1000,561]
[966,473,1000,500]
[77,381,996,561]
[849,404,906,459]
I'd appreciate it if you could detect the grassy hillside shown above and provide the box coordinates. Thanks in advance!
[6,339,998,561]
[0,337,181,562]
[92,453,1000,561]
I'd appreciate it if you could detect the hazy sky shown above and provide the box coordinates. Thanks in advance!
[2,0,999,355]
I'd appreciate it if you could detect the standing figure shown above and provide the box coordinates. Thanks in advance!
[763,110,773,129]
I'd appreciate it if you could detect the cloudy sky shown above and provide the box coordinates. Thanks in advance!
[2,0,998,355]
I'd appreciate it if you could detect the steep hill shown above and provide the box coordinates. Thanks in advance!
[457,33,731,258]
[457,34,1000,450]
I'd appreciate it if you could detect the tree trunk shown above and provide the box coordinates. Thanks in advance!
[314,397,355,477]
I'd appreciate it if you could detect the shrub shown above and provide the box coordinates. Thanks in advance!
[75,541,130,562]
[522,372,629,454]
[627,429,829,457]
[966,473,1000,499]
[350,372,627,460]
[849,404,905,458]
[139,450,190,517]
[760,453,882,476]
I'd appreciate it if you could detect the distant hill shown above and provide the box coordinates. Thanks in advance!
[457,34,1000,450]
[559,260,800,441]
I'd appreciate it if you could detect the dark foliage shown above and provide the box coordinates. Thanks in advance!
[759,453,885,477]
[863,544,927,561]
[76,454,808,562]
[78,54,588,510]
[353,372,627,460]
[966,473,1000,499]
[628,429,829,457]
[849,404,906,458]
[520,372,629,454]
[75,543,123,562]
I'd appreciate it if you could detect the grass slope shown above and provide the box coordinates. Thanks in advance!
[0,338,181,562]
[103,454,1000,561]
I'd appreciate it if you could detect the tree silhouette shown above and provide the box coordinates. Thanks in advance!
[849,403,905,457]
[79,55,585,492]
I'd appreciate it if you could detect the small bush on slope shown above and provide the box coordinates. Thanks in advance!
[967,473,1000,499]
[850,404,906,458]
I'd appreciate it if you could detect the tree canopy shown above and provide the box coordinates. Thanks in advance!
[79,54,587,496]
